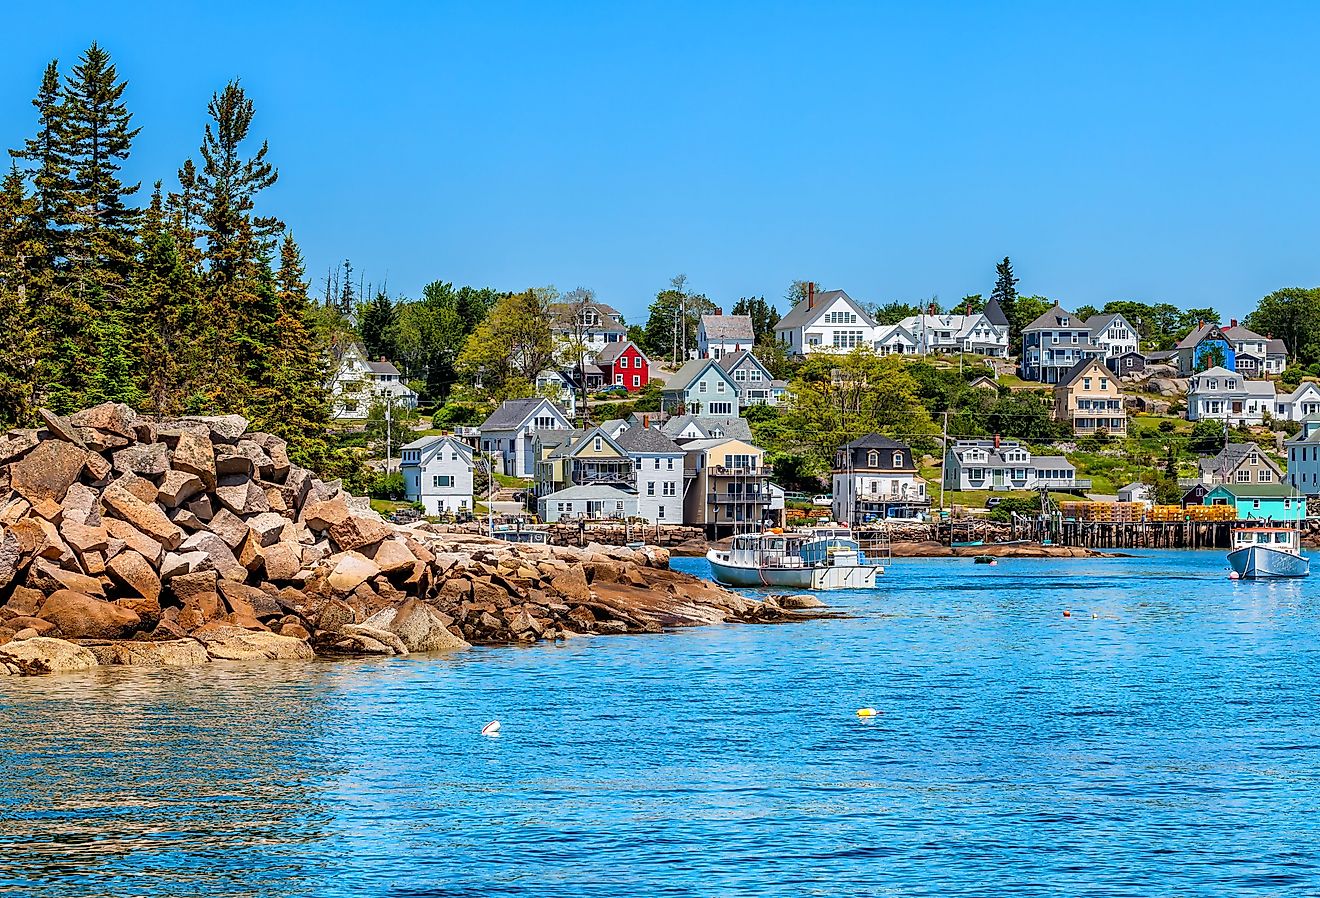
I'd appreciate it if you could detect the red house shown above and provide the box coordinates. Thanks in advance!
[595,341,650,392]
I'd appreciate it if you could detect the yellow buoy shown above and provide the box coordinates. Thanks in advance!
[856,707,878,718]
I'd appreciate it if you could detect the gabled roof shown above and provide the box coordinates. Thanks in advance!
[716,349,771,376]
[540,484,637,501]
[1190,365,1236,380]
[874,323,918,344]
[660,415,753,442]
[549,301,625,332]
[615,425,683,454]
[595,340,643,365]
[1057,357,1113,389]
[399,434,473,465]
[774,289,876,331]
[700,314,754,342]
[1199,443,1281,478]
[843,434,910,451]
[366,360,402,376]
[1176,322,1230,350]
[983,296,1010,327]
[1084,313,1128,335]
[1022,305,1082,332]
[663,358,736,393]
[549,426,627,459]
[1266,338,1288,355]
[480,397,565,431]
[1224,324,1267,342]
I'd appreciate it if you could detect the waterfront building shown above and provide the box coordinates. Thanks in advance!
[535,426,633,496]
[1285,419,1320,495]
[1117,481,1153,506]
[537,484,639,522]
[479,397,572,478]
[1185,366,1276,426]
[942,439,1086,492]
[773,286,878,356]
[682,437,771,537]
[615,426,686,523]
[697,314,755,359]
[1204,483,1305,522]
[660,359,741,415]
[1108,350,1149,377]
[1197,442,1283,487]
[831,435,928,524]
[1019,305,1106,383]
[330,342,418,419]
[1053,358,1127,436]
[400,435,474,514]
[716,350,786,407]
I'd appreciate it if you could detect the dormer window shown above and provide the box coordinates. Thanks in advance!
[893,451,904,467]
[868,450,879,467]
[1060,316,1070,326]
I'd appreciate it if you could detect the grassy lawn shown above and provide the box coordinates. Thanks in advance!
[493,472,532,489]
[937,489,1087,510]
[370,499,414,515]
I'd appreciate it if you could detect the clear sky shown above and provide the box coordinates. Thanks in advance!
[3,1,1318,322]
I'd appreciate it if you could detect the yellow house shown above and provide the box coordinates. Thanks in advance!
[681,437,770,536]
[535,426,634,497]
[1053,358,1127,436]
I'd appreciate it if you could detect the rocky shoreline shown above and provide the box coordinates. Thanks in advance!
[0,404,814,677]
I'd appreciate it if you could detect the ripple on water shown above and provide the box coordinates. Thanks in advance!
[0,551,1318,897]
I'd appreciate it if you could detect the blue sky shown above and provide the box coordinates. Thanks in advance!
[3,2,1318,322]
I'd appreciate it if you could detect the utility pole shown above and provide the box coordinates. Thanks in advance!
[938,410,949,517]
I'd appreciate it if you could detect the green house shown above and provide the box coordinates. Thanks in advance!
[1204,483,1305,522]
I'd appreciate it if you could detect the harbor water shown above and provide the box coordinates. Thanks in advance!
[2,550,1318,896]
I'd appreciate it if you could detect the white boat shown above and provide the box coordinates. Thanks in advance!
[1227,526,1310,580]
[706,526,881,590]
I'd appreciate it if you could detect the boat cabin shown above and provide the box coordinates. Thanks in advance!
[1232,527,1300,552]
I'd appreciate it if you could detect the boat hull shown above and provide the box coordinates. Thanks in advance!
[705,553,814,588]
[1227,545,1310,580]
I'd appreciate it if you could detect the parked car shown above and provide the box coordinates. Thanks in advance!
[811,494,833,507]
[986,497,1002,508]
[598,385,628,396]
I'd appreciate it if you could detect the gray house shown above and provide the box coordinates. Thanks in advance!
[661,359,741,416]
[942,439,1086,492]
[1019,305,1106,384]
[659,414,753,444]
[616,425,686,523]
[479,397,572,478]
[717,350,787,407]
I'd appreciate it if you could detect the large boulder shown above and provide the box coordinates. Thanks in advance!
[367,599,469,652]
[106,549,162,603]
[191,624,313,662]
[0,637,99,675]
[10,440,90,504]
[101,483,184,550]
[327,552,380,592]
[112,442,169,477]
[172,430,217,487]
[37,590,140,639]
[89,639,210,667]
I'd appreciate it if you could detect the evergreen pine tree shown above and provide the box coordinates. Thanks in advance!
[134,183,203,414]
[60,42,141,295]
[254,233,334,470]
[0,166,39,426]
[185,80,281,402]
[991,256,1020,349]
[359,290,397,359]
[8,60,71,271]
[85,304,143,406]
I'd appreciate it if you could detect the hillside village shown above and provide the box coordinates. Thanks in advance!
[333,272,1320,538]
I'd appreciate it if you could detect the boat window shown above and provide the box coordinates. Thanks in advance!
[1276,532,1291,544]
[1257,533,1271,544]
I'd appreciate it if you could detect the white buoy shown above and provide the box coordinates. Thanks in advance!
[1228,571,1240,581]
[481,720,501,737]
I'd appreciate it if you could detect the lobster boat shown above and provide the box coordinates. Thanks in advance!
[706,526,881,590]
[1227,526,1310,580]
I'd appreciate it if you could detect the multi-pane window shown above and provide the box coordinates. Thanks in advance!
[832,330,866,348]
[663,482,676,496]
[1236,469,1250,483]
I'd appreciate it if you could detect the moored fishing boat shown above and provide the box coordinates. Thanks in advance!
[1227,526,1310,580]
[706,526,882,589]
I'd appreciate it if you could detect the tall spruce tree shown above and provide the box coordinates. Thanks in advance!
[9,60,71,272]
[255,233,334,469]
[185,80,281,402]
[0,166,39,425]
[991,256,1020,350]
[134,184,203,414]
[60,42,140,295]
[359,290,397,360]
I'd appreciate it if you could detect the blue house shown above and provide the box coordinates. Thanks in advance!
[1204,483,1304,522]
[660,359,740,416]
[1175,323,1237,376]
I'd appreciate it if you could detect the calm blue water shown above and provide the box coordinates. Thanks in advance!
[2,551,1319,897]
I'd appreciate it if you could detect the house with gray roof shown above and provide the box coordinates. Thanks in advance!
[1085,313,1140,362]
[772,286,878,356]
[659,414,753,443]
[661,359,740,416]
[942,439,1087,492]
[1286,418,1320,495]
[400,435,474,514]
[616,425,686,523]
[1019,305,1106,383]
[716,350,786,407]
[330,342,419,419]
[698,314,755,359]
[549,301,628,353]
[537,484,639,522]
[479,397,572,478]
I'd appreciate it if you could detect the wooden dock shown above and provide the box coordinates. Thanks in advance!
[1013,518,1235,549]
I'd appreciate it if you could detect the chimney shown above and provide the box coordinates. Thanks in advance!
[1230,318,1237,328]
[993,433,1000,449]
[808,282,815,309]
[643,414,650,428]
[379,356,386,363]
[1198,319,1204,328]
[928,302,937,316]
